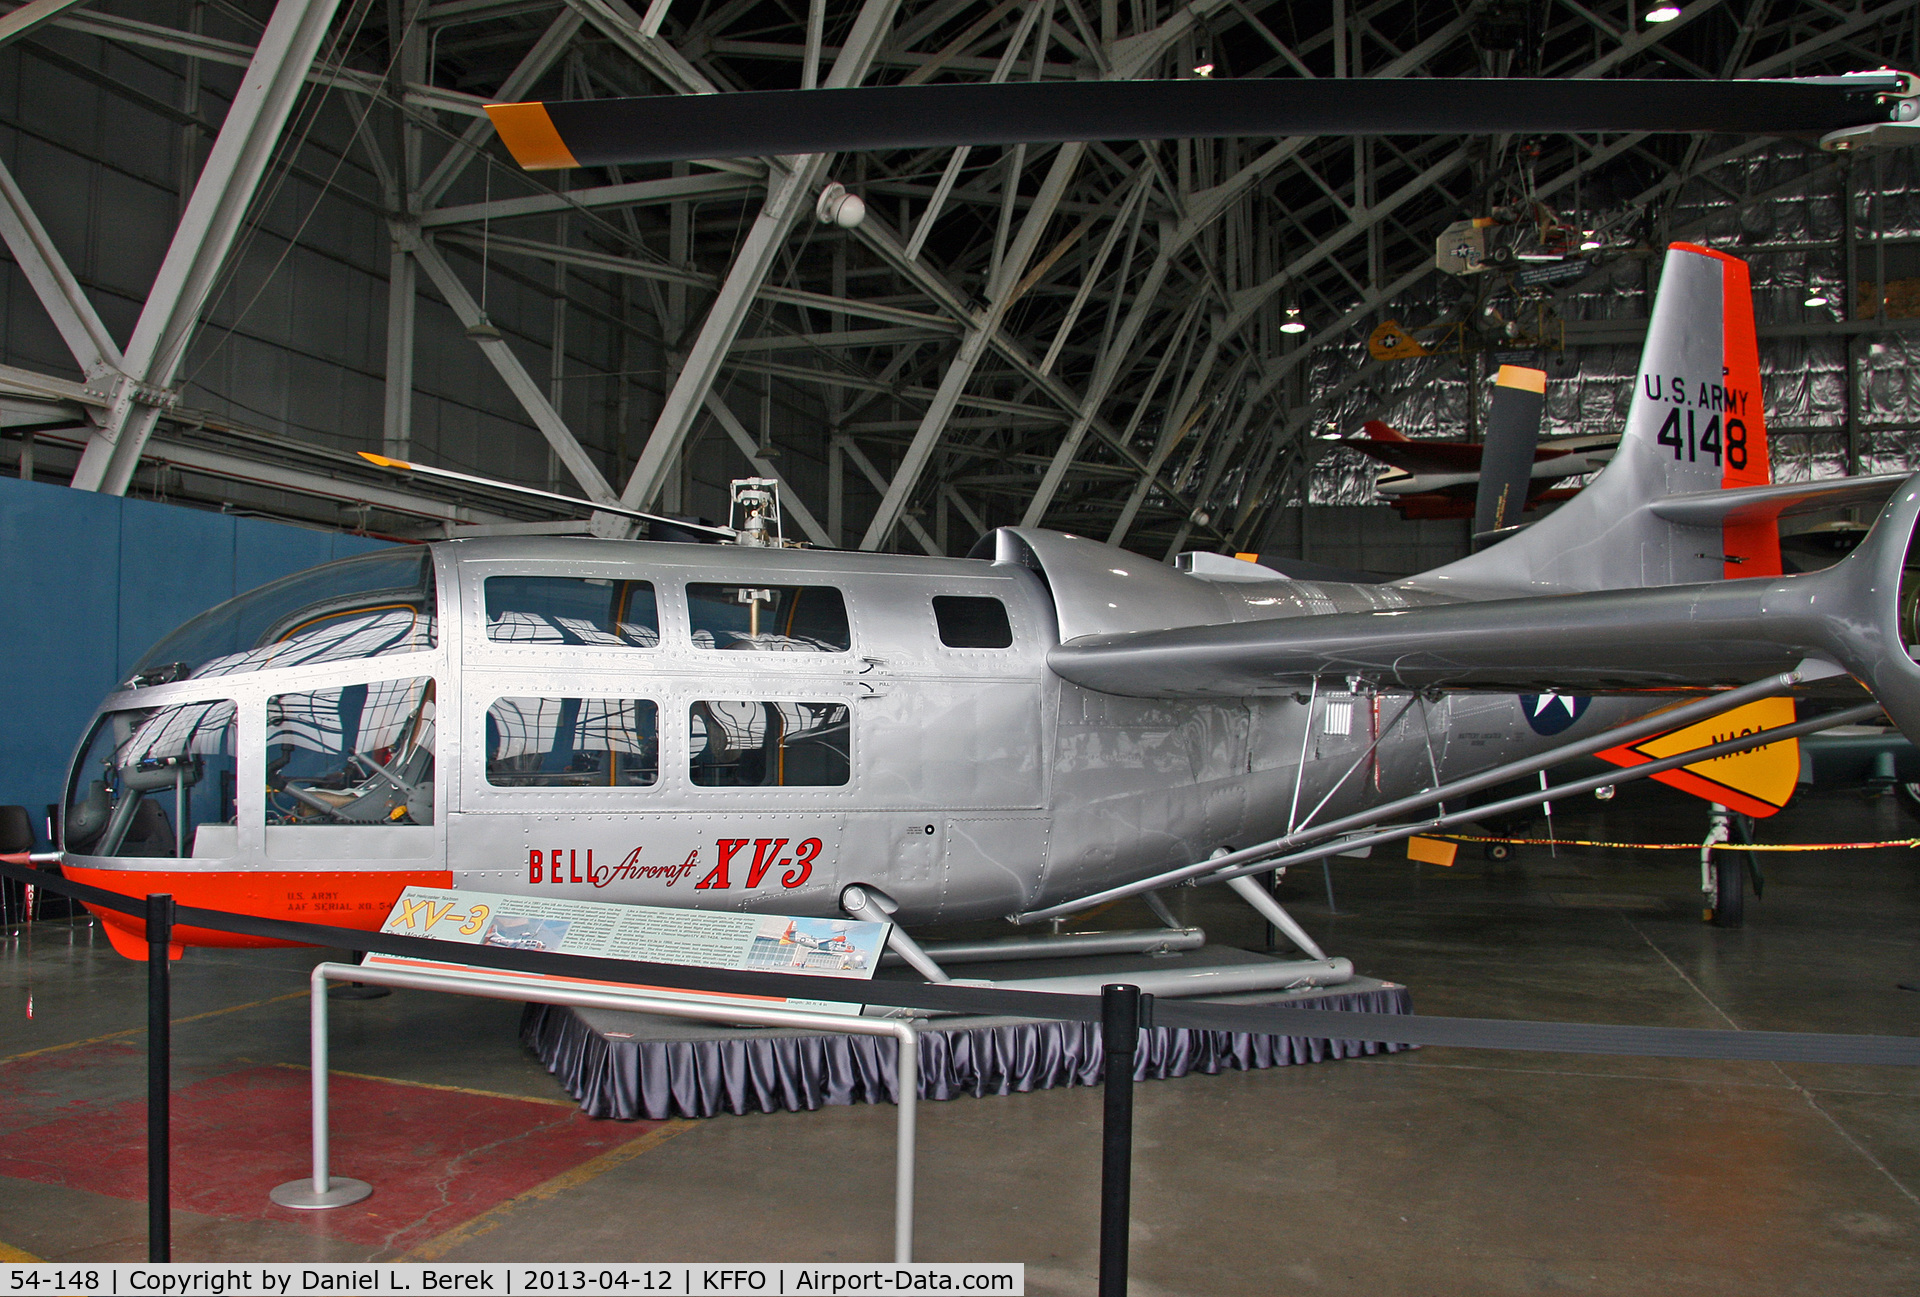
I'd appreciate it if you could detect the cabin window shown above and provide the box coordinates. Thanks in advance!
[265,677,436,825]
[933,595,1013,648]
[64,701,237,858]
[689,700,849,787]
[484,576,658,647]
[485,697,659,787]
[686,583,849,652]
[126,550,435,686]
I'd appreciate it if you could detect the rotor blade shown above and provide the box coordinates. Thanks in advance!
[356,452,736,539]
[1472,364,1548,546]
[485,75,1907,169]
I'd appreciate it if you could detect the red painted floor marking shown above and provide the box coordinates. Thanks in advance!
[0,1060,663,1249]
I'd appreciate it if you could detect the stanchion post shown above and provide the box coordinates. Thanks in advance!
[146,893,173,1264]
[1099,983,1142,1297]
[269,965,372,1209]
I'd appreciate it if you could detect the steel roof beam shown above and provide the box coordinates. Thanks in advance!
[70,0,350,495]
[616,0,903,517]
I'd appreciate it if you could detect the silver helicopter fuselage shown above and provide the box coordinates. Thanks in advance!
[59,524,1605,949]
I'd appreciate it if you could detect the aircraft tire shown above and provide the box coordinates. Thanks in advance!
[1483,841,1514,863]
[1897,781,1920,820]
[1711,854,1746,929]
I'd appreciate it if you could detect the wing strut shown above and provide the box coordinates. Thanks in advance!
[1194,699,1877,891]
[1014,661,1848,923]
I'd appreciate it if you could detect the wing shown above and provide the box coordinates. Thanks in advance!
[1049,579,1827,698]
[1335,438,1485,474]
[1048,470,1920,742]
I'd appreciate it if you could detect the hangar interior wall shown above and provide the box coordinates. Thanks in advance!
[1261,506,1469,577]
[0,475,386,847]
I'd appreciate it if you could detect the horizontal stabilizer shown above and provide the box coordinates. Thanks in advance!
[1647,473,1907,527]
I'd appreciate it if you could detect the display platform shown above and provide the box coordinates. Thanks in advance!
[520,944,1413,1120]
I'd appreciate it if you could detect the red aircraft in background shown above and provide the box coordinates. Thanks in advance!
[1338,417,1619,521]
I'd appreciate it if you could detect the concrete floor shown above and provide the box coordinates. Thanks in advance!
[3,780,1919,1293]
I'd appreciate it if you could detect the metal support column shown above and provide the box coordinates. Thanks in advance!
[381,245,415,458]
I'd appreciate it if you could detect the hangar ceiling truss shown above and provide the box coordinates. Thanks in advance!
[0,0,1917,553]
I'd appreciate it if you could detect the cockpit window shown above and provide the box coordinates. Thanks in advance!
[686,583,849,652]
[484,576,658,647]
[126,550,435,687]
[266,677,436,825]
[64,701,237,857]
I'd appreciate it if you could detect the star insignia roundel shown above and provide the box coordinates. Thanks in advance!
[1519,692,1590,736]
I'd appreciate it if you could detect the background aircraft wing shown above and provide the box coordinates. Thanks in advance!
[1335,439,1486,473]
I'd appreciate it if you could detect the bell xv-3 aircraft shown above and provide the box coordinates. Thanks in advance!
[26,72,1920,988]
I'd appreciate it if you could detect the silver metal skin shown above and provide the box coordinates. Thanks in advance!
[57,246,1920,942]
[62,529,1657,927]
[284,961,920,1260]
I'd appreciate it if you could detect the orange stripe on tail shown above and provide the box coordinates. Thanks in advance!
[1671,243,1779,578]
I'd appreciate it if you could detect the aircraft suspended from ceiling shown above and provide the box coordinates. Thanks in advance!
[14,68,1920,982]
[1327,364,1618,530]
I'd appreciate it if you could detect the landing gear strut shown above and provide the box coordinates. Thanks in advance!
[1702,804,1758,929]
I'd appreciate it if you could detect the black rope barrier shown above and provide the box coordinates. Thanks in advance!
[6,856,1920,1066]
[1098,985,1144,1297]
[146,894,172,1264]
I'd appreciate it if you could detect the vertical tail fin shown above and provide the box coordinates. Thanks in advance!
[1404,243,1776,597]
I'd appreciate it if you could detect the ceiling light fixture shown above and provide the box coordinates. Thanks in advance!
[1804,293,1830,308]
[1192,62,1214,77]
[1280,307,1307,334]
[1579,239,1602,250]
[1645,4,1681,21]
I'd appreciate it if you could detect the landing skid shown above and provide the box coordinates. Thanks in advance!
[847,883,1351,995]
[879,926,1206,967]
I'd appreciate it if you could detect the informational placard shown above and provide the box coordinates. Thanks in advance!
[366,886,890,1015]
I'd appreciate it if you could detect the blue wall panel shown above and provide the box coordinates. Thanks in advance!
[117,494,239,672]
[0,477,388,845]
[235,514,328,593]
